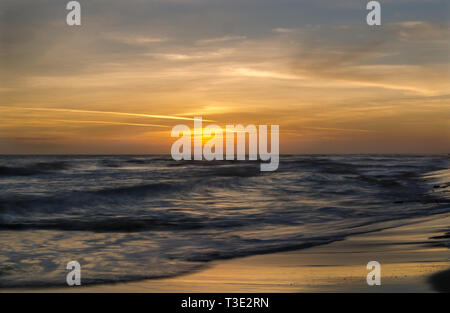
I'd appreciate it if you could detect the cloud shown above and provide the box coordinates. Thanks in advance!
[282,22,450,95]
[196,36,247,45]
[272,28,295,33]
[106,33,169,45]
[224,67,301,80]
[387,20,450,43]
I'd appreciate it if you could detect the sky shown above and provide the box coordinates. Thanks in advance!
[0,0,449,154]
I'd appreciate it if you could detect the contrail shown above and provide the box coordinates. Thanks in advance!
[0,106,215,122]
[47,119,169,128]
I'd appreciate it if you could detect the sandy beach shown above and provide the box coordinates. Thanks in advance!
[3,213,449,293]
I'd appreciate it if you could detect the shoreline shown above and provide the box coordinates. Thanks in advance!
[2,213,449,293]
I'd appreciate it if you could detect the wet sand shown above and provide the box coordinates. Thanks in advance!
[2,213,449,293]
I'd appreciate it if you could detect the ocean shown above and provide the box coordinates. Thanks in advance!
[0,155,448,287]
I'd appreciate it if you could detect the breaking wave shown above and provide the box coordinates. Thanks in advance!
[0,154,448,287]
